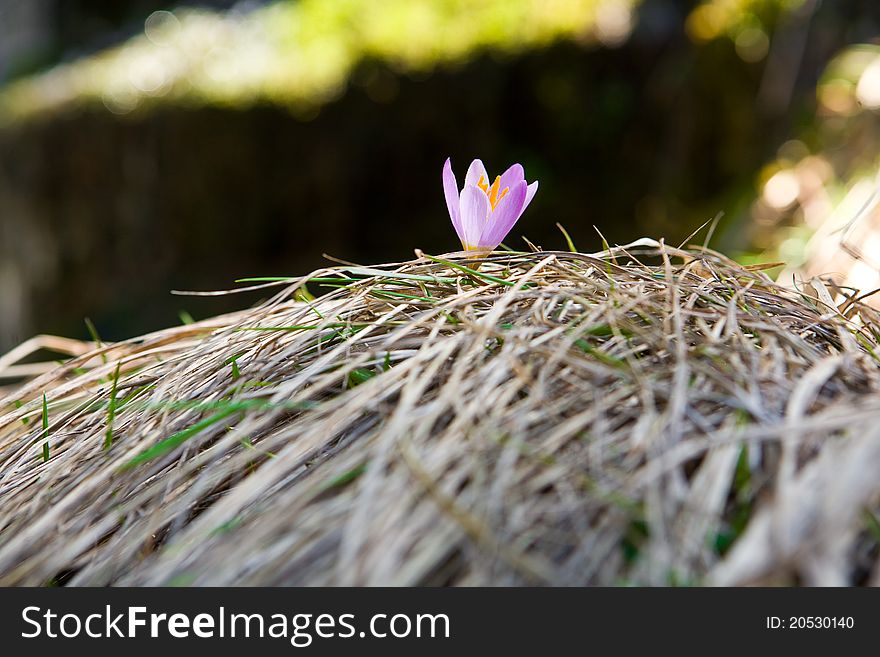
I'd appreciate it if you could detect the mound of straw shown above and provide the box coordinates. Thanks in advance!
[2,239,880,586]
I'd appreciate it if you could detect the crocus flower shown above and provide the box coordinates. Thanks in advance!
[443,158,538,254]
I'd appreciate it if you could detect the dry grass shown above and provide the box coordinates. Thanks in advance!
[2,238,880,586]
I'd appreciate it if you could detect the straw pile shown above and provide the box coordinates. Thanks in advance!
[1,239,880,586]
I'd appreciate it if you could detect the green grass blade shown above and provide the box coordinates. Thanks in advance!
[41,393,49,462]
[225,354,242,380]
[347,368,375,388]
[318,463,367,492]
[557,222,578,252]
[121,404,249,469]
[344,267,459,284]
[422,253,529,288]
[84,317,108,364]
[104,362,121,450]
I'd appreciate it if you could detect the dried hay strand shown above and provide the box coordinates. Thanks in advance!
[2,238,880,587]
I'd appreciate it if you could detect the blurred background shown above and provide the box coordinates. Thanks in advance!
[2,0,880,353]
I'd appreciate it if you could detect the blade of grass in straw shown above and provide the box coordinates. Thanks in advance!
[556,223,578,253]
[304,298,325,320]
[84,317,108,364]
[12,399,29,425]
[317,463,367,492]
[421,254,530,288]
[236,277,356,287]
[210,515,246,537]
[343,267,459,284]
[239,270,460,285]
[242,438,276,458]
[225,354,242,380]
[854,331,880,363]
[237,322,400,332]
[593,225,616,282]
[294,286,316,302]
[104,361,121,450]
[347,368,375,388]
[573,338,626,367]
[119,383,156,408]
[126,398,281,414]
[368,289,436,302]
[863,509,880,543]
[121,402,254,469]
[41,393,49,462]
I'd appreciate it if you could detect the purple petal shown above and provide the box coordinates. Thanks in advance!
[477,180,528,250]
[459,184,490,249]
[498,163,525,192]
[520,180,539,214]
[465,159,489,188]
[443,158,463,241]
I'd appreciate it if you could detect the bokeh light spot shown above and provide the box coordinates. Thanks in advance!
[856,58,880,109]
[763,170,800,210]
[734,27,768,63]
[145,10,182,47]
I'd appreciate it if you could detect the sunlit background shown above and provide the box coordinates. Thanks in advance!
[2,0,880,351]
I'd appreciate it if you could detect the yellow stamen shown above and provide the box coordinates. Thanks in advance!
[476,174,509,211]
[462,243,490,261]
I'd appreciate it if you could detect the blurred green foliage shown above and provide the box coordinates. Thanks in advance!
[687,0,806,42]
[0,0,642,122]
